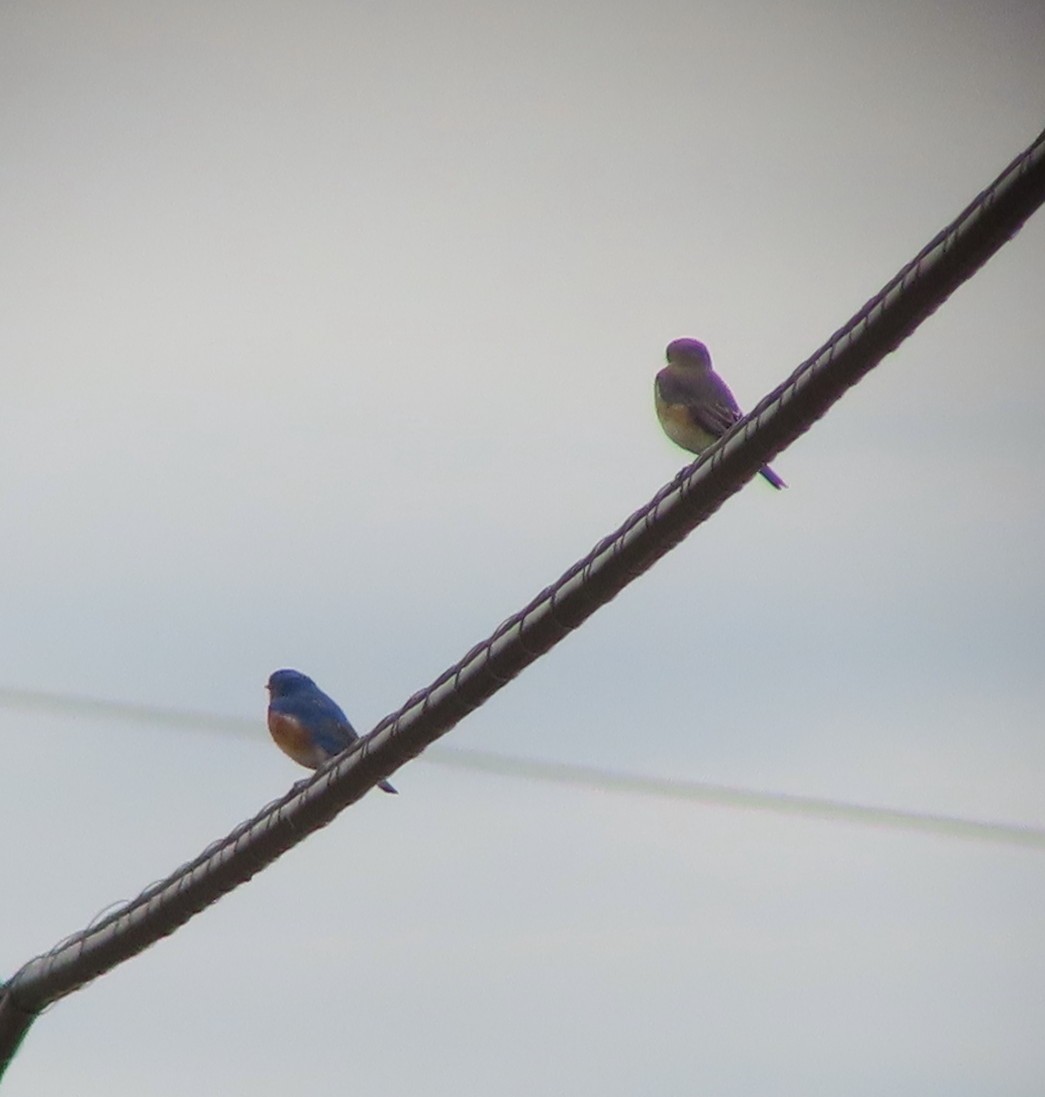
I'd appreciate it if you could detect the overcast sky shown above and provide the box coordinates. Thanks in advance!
[2,2,1045,1094]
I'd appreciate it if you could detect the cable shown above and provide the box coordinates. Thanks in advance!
[2,686,1041,849]
[426,746,1045,849]
[2,124,1044,1075]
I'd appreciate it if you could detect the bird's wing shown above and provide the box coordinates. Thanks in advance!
[312,696,360,750]
[658,369,742,438]
[281,692,360,752]
[312,718,358,753]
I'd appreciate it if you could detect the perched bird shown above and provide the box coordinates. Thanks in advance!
[266,668,397,793]
[654,337,786,489]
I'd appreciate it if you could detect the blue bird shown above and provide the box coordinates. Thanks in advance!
[655,338,787,489]
[266,668,397,794]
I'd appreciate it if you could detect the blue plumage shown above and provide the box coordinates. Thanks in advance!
[266,668,397,794]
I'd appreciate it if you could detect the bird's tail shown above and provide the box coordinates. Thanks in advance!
[759,465,787,490]
[378,779,398,794]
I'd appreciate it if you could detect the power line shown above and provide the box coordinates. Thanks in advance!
[426,747,1045,850]
[2,686,1042,849]
[2,124,1044,1076]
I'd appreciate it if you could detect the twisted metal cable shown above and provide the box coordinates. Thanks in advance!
[2,125,1044,1072]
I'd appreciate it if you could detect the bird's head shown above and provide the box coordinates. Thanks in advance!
[665,338,712,369]
[266,668,315,698]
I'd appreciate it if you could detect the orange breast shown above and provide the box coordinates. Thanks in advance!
[268,712,325,769]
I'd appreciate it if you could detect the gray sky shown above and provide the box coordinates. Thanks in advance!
[2,1,1045,1093]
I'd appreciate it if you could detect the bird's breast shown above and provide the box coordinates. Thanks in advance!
[268,711,327,769]
[655,397,716,454]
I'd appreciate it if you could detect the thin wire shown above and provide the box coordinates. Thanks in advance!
[2,124,1044,1074]
[2,686,1041,849]
[428,747,1045,850]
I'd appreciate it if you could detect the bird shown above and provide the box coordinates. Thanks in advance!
[654,337,786,489]
[266,668,397,793]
